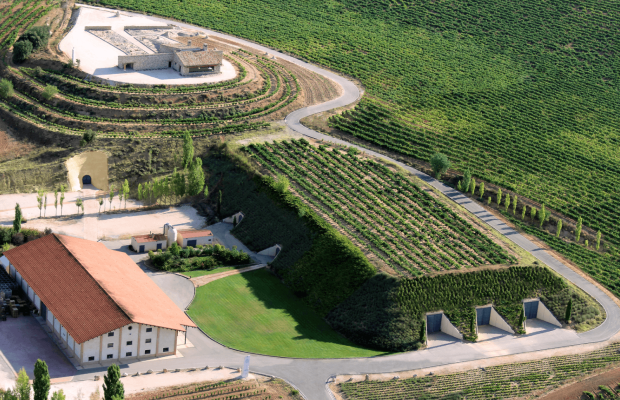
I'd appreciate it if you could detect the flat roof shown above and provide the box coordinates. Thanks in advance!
[178,229,213,239]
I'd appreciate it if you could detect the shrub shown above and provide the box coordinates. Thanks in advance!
[18,26,50,51]
[12,40,33,63]
[11,232,24,246]
[273,174,290,193]
[0,79,14,99]
[41,85,58,101]
[430,153,450,179]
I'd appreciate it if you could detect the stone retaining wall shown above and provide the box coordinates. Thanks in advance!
[118,53,174,71]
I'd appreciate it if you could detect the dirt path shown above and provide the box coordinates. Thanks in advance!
[190,264,266,287]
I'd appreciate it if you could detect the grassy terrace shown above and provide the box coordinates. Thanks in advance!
[187,269,386,358]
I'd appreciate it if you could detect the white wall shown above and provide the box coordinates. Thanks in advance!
[489,307,515,333]
[258,244,281,256]
[34,294,40,310]
[537,301,562,327]
[54,317,60,333]
[120,324,139,358]
[182,236,213,247]
[223,212,244,224]
[82,336,101,363]
[131,238,167,252]
[68,334,75,350]
[139,324,158,356]
[100,328,120,360]
[27,286,34,302]
[440,314,463,339]
[158,328,176,354]
[60,326,68,342]
[74,341,81,359]
[47,310,54,325]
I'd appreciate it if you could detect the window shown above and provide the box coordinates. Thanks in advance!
[126,341,132,346]
[107,343,113,348]
[88,356,95,361]
[107,354,113,359]
[145,339,151,344]
[163,347,169,352]
[145,350,151,355]
[146,328,152,333]
[108,332,114,337]
[125,352,132,357]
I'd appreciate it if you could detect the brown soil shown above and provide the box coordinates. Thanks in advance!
[126,377,302,400]
[0,119,36,161]
[539,367,620,400]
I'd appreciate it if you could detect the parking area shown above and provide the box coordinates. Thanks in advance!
[0,316,76,384]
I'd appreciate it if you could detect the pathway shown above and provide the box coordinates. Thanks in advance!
[40,5,620,400]
[190,264,267,287]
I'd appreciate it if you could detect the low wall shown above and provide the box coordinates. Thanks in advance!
[490,307,515,333]
[118,53,173,71]
[124,25,174,30]
[440,314,463,339]
[85,26,111,30]
[537,300,562,327]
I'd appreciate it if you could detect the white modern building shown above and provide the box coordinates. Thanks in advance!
[3,234,196,367]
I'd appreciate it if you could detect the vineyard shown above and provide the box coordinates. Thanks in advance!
[339,343,620,400]
[82,0,620,255]
[245,139,516,277]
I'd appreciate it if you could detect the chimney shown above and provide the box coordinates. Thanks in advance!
[187,40,192,47]
[203,43,208,51]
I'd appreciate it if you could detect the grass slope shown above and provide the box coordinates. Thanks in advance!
[187,268,386,358]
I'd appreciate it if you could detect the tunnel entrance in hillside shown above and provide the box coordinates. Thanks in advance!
[65,151,109,191]
[82,175,92,185]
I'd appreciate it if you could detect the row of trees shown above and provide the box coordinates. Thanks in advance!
[0,360,124,400]
[458,171,602,250]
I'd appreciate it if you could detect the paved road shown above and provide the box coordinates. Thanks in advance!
[61,5,620,399]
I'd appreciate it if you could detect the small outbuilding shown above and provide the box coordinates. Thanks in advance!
[177,230,214,247]
[131,233,167,253]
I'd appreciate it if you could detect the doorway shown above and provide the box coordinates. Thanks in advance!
[82,175,92,185]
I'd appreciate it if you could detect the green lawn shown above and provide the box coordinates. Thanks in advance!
[187,269,387,358]
[181,266,240,278]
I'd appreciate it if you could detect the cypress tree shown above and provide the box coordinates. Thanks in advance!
[596,231,602,251]
[182,131,194,170]
[470,178,476,195]
[419,320,426,343]
[565,299,572,322]
[585,239,589,248]
[556,219,563,237]
[33,360,50,400]
[13,203,22,233]
[462,169,472,193]
[517,307,525,329]
[470,313,476,336]
[496,188,502,206]
[575,216,583,242]
[479,182,485,199]
[103,364,124,400]
[512,195,517,214]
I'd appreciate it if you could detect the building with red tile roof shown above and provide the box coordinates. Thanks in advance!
[3,234,195,366]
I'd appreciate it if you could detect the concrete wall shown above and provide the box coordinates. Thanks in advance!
[490,307,515,333]
[139,324,158,356]
[223,211,244,224]
[158,328,176,354]
[180,64,221,76]
[118,53,173,71]
[100,328,120,360]
[441,314,463,339]
[120,324,140,358]
[258,244,281,257]
[65,151,109,191]
[124,25,174,30]
[181,236,213,247]
[537,301,562,327]
[82,336,101,363]
[85,26,111,30]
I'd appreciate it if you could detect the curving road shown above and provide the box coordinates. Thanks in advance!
[72,5,620,400]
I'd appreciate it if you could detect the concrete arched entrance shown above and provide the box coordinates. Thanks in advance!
[65,151,109,191]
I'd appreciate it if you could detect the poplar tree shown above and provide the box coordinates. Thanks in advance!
[103,364,124,400]
[512,195,517,214]
[575,216,583,242]
[59,185,65,216]
[596,231,602,251]
[33,359,50,400]
[37,189,44,217]
[487,196,491,205]
[496,188,502,206]
[13,203,22,233]
[109,185,115,210]
[462,169,472,193]
[54,189,58,216]
[504,194,510,212]
[470,178,476,195]
[556,220,563,237]
[188,158,206,196]
[478,182,485,200]
[75,198,83,215]
[585,239,589,248]
[15,369,30,400]
[44,194,48,217]
[182,131,194,170]
[122,179,130,209]
[522,205,527,220]
[539,204,546,228]
[531,207,537,221]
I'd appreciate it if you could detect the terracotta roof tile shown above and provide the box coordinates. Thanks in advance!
[4,234,195,344]
[178,230,213,239]
[133,234,167,243]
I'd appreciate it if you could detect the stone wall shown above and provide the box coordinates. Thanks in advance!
[84,26,111,30]
[118,53,173,71]
[124,25,174,30]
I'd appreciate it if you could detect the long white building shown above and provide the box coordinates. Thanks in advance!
[3,234,196,367]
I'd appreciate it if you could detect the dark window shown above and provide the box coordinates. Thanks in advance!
[145,350,151,355]
[107,354,113,359]
[128,326,133,330]
[88,356,95,361]
[163,347,169,352]
[126,341,132,346]
[145,339,151,344]
[107,343,113,348]
[108,332,114,337]
[146,328,152,333]
[126,352,132,357]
